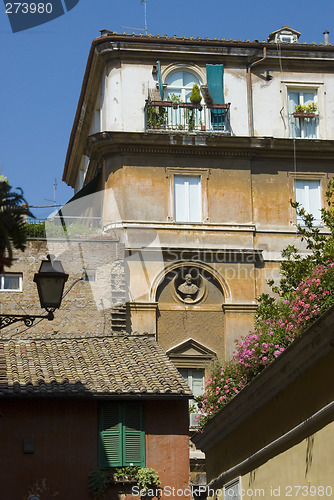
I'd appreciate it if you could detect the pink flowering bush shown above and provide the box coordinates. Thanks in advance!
[199,263,334,426]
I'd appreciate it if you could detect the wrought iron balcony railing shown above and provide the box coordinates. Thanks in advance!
[145,100,231,133]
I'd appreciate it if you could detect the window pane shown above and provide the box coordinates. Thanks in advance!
[288,92,300,138]
[84,270,96,282]
[303,92,315,105]
[224,480,240,500]
[1,274,21,290]
[183,71,199,87]
[165,71,183,87]
[288,92,299,113]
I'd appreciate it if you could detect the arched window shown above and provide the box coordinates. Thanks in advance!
[165,70,201,103]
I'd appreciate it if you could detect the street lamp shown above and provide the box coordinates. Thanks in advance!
[0,255,68,330]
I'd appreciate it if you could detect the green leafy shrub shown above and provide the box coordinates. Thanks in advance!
[136,467,160,496]
[88,469,111,499]
[189,83,202,104]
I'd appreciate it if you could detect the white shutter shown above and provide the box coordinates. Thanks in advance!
[295,180,321,225]
[174,176,187,222]
[174,175,201,222]
[308,180,321,224]
[188,176,201,222]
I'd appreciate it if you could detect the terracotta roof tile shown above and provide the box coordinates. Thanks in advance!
[0,336,192,397]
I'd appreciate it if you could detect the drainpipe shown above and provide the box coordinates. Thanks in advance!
[247,47,267,136]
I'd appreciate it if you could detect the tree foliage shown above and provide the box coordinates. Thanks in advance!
[257,178,334,319]
[0,180,33,272]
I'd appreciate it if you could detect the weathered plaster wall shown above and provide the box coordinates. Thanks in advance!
[0,398,190,500]
[97,57,334,138]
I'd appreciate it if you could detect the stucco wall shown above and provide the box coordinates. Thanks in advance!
[0,398,190,500]
[97,56,334,139]
[240,421,334,499]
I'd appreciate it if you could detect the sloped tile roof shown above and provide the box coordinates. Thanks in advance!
[0,336,192,397]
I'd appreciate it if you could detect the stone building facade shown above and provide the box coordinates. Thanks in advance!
[62,25,334,395]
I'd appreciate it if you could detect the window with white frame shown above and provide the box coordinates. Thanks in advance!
[0,273,22,291]
[288,90,318,138]
[165,70,201,103]
[84,269,96,282]
[295,179,322,225]
[174,175,202,223]
[179,368,205,403]
[279,34,294,43]
[179,368,205,427]
[224,478,241,500]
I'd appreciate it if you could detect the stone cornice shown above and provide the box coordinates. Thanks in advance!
[85,131,334,163]
[222,303,258,313]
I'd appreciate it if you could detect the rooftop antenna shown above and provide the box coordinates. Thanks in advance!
[120,0,147,35]
[44,178,57,206]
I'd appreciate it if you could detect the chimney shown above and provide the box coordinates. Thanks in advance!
[323,30,330,45]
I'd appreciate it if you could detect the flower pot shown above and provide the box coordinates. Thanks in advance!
[151,100,173,107]
[293,112,315,118]
[179,102,202,110]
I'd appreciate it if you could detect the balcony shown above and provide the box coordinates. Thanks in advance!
[145,100,231,133]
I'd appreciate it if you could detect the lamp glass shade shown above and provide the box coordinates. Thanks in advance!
[34,257,68,309]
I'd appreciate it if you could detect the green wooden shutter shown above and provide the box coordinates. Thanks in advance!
[99,403,122,468]
[122,403,145,467]
[156,61,164,100]
[206,64,225,128]
[206,64,224,104]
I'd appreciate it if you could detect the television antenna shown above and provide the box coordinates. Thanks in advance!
[120,0,147,35]
[44,178,57,206]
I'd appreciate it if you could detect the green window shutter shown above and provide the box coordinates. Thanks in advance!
[99,403,122,468]
[122,403,145,467]
[206,64,224,104]
[206,64,225,128]
[156,61,164,100]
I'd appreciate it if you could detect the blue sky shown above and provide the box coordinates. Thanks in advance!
[1,0,333,220]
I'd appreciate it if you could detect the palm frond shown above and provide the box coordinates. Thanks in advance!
[0,181,34,272]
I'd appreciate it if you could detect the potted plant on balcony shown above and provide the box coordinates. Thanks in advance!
[167,93,181,109]
[179,84,203,111]
[190,83,202,106]
[146,101,168,129]
[293,102,317,118]
[113,465,140,482]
